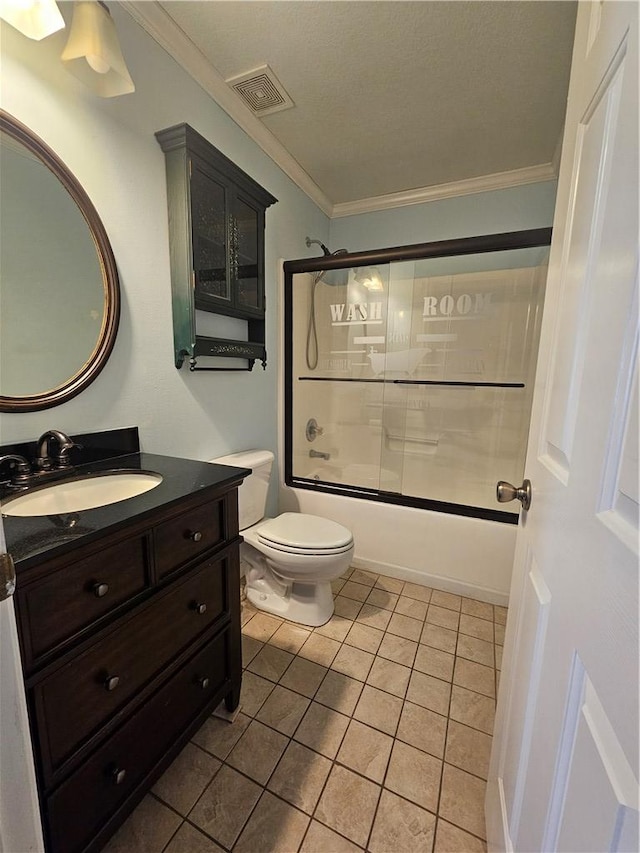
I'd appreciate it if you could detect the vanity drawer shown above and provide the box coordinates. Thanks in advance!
[18,535,150,667]
[154,497,227,578]
[36,552,228,774]
[46,630,229,853]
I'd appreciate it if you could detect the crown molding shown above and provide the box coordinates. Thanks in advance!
[121,0,333,216]
[331,162,558,219]
[122,2,557,222]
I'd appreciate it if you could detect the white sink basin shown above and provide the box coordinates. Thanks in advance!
[1,471,163,517]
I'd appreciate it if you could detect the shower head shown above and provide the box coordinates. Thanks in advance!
[305,237,349,286]
[320,268,349,287]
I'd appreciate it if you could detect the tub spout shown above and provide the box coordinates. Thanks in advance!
[309,449,330,460]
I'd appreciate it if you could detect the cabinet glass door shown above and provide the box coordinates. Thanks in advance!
[234,195,261,312]
[191,163,231,305]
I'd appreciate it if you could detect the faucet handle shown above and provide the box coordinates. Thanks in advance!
[57,441,82,468]
[0,454,32,487]
[305,418,324,441]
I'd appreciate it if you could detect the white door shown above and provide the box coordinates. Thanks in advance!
[486,1,639,851]
[0,517,43,853]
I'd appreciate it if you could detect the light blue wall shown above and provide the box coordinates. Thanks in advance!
[329,181,557,253]
[0,6,556,520]
[0,8,328,515]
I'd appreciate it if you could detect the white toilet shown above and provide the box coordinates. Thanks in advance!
[211,450,354,627]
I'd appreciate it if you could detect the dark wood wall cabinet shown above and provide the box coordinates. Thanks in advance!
[156,123,277,371]
[14,483,243,853]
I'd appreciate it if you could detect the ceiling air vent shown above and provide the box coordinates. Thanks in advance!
[225,65,294,117]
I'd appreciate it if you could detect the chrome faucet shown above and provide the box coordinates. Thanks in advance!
[309,449,330,460]
[36,430,80,471]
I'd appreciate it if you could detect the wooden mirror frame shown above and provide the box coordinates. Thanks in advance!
[0,111,120,412]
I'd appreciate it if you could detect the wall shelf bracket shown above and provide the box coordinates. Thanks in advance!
[188,335,267,371]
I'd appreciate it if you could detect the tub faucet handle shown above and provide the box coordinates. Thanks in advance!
[306,418,324,441]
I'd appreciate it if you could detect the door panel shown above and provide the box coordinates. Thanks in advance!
[598,291,639,551]
[540,45,626,478]
[554,676,638,853]
[487,2,639,851]
[502,550,551,843]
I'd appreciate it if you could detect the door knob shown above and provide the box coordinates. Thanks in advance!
[496,479,532,511]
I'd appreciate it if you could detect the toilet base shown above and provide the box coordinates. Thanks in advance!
[246,578,335,627]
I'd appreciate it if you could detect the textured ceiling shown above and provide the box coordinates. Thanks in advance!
[157,1,577,205]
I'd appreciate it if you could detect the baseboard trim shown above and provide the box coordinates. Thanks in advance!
[350,556,510,606]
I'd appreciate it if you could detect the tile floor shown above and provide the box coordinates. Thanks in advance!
[104,567,507,853]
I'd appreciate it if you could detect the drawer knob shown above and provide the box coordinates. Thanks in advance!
[198,676,210,690]
[111,767,126,785]
[191,601,207,615]
[187,530,203,542]
[104,675,120,692]
[93,582,109,598]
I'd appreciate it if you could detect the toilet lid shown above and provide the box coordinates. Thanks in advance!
[258,513,353,551]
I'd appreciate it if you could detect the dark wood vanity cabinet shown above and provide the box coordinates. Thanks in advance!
[156,123,277,371]
[13,484,243,853]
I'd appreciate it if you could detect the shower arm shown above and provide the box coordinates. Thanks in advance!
[305,237,331,256]
[305,237,348,259]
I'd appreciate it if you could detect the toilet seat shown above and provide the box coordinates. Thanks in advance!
[257,512,353,554]
[256,539,354,557]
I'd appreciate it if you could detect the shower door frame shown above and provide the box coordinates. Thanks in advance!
[283,227,552,524]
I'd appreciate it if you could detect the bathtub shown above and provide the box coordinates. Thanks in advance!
[278,259,520,607]
[279,474,516,606]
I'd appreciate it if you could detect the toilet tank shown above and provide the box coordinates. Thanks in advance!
[210,449,274,531]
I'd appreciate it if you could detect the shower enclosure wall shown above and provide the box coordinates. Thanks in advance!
[282,230,550,601]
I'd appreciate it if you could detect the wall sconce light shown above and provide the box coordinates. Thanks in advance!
[354,267,384,292]
[61,0,134,97]
[0,0,64,40]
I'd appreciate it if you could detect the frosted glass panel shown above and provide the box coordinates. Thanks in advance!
[290,245,548,515]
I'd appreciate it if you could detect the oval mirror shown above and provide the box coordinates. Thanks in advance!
[0,111,120,412]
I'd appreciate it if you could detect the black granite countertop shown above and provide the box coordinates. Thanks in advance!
[1,452,249,570]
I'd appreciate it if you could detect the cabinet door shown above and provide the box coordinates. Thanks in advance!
[46,630,229,853]
[233,191,264,316]
[191,156,232,310]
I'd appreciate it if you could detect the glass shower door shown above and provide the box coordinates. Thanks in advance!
[389,247,547,511]
[290,265,392,493]
[286,233,550,521]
